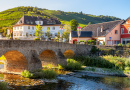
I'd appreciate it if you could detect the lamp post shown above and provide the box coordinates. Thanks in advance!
[59,27,63,42]
[97,27,100,45]
[77,26,81,44]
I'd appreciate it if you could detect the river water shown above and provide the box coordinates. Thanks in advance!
[0,64,130,90]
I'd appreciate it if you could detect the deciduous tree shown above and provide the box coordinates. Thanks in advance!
[70,19,79,31]
[35,24,43,38]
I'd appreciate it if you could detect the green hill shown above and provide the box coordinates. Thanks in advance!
[0,6,121,36]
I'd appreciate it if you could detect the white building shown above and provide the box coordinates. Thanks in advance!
[13,15,61,40]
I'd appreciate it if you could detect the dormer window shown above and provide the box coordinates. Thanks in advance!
[26,20,29,24]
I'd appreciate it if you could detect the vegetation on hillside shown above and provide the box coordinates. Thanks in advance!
[0,6,121,36]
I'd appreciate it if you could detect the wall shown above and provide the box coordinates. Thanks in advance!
[69,37,92,44]
[13,25,60,39]
[105,23,121,45]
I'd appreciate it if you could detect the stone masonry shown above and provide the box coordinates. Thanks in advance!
[0,40,92,73]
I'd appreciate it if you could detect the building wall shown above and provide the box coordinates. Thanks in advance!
[13,25,60,39]
[120,18,130,44]
[69,37,92,44]
[105,23,121,45]
[97,37,105,45]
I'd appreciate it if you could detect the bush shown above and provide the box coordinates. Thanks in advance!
[87,40,96,45]
[0,82,7,90]
[126,43,130,47]
[33,69,57,79]
[21,70,33,78]
[90,46,99,54]
[118,43,125,46]
[63,59,83,71]
[79,40,86,44]
[34,38,40,40]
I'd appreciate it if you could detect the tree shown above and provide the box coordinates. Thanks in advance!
[45,29,52,40]
[35,24,43,38]
[70,19,79,31]
[63,25,71,42]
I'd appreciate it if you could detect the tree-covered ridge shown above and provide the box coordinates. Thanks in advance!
[0,6,121,36]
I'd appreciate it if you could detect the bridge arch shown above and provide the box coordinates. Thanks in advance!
[3,50,28,73]
[64,49,75,58]
[39,49,58,66]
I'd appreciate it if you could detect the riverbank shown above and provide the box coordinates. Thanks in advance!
[74,66,130,77]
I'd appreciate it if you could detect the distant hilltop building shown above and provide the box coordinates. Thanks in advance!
[13,15,61,40]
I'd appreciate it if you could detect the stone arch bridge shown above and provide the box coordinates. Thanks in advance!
[0,40,92,73]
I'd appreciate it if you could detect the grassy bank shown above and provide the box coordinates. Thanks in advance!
[21,69,57,79]
[74,55,130,71]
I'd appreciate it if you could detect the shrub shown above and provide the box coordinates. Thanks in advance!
[0,82,7,90]
[126,43,130,47]
[79,40,86,44]
[34,38,40,40]
[90,46,99,54]
[21,70,33,78]
[103,41,105,45]
[33,69,57,79]
[63,59,83,71]
[118,43,125,46]
[87,40,96,45]
[58,64,64,70]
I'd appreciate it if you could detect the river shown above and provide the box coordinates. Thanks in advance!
[0,70,130,90]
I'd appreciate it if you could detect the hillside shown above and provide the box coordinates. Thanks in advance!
[0,6,121,36]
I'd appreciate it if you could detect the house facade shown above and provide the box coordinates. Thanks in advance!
[69,31,92,44]
[120,17,130,44]
[82,20,124,45]
[13,16,61,40]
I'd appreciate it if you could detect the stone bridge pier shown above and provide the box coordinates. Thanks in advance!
[0,40,92,73]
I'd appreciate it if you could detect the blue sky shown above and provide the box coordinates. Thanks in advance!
[0,0,129,19]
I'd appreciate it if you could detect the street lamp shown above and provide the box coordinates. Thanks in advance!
[59,27,63,42]
[97,27,100,45]
[77,26,81,44]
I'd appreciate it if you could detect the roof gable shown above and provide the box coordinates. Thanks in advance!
[82,20,123,37]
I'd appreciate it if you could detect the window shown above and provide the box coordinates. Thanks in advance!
[20,26,22,29]
[121,28,124,34]
[114,41,119,45]
[26,32,28,37]
[17,27,19,30]
[115,30,118,34]
[14,33,16,36]
[30,34,32,36]
[32,26,34,30]
[28,26,30,29]
[52,27,55,30]
[20,32,22,36]
[128,27,130,34]
[17,33,19,36]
